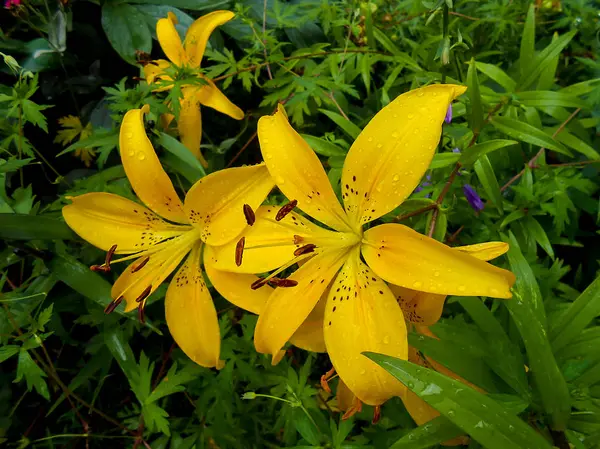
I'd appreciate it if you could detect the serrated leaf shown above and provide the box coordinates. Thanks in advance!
[460,139,517,165]
[366,353,554,449]
[490,116,570,155]
[474,155,503,213]
[0,345,20,363]
[15,350,49,400]
[318,109,361,139]
[147,363,199,403]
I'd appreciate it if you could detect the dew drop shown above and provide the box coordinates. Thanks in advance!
[391,131,398,138]
[276,176,285,185]
[137,152,146,161]
[392,174,399,182]
[125,132,133,139]
[407,113,415,119]
[417,91,424,97]
[413,281,423,289]
[128,150,135,157]
[489,288,499,296]
[383,335,390,344]
[433,271,440,277]
[458,285,466,292]
[367,137,373,142]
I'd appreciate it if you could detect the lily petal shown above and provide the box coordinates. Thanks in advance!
[209,205,343,274]
[196,76,244,120]
[254,248,349,360]
[290,295,327,353]
[156,12,187,66]
[336,379,356,412]
[120,107,187,223]
[204,245,267,314]
[258,104,353,233]
[178,87,206,166]
[184,10,235,68]
[165,242,223,368]
[143,59,172,86]
[184,164,274,246]
[455,241,509,260]
[362,224,515,298]
[63,193,188,253]
[324,250,407,406]
[341,84,467,227]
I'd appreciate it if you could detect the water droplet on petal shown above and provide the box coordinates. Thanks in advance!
[458,285,466,292]
[413,281,423,289]
[408,113,415,119]
[137,152,146,161]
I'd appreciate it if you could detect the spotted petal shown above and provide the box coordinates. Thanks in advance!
[341,84,467,227]
[184,10,235,67]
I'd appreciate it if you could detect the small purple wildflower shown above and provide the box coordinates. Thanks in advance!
[414,174,432,193]
[463,184,484,212]
[444,104,452,124]
[452,147,461,153]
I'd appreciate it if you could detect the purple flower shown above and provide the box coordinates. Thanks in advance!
[444,104,452,124]
[463,184,484,212]
[4,0,21,8]
[414,174,432,193]
[452,147,461,153]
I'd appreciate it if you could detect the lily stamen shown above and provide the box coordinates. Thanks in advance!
[91,244,118,272]
[269,278,298,288]
[131,256,150,273]
[243,204,256,226]
[294,244,317,256]
[104,296,123,314]
[372,405,381,424]
[136,285,152,303]
[249,251,315,290]
[138,303,146,324]
[275,199,298,221]
[320,367,336,393]
[235,237,245,267]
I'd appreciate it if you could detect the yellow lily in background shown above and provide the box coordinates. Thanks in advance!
[144,11,244,166]
[62,105,273,368]
[209,84,516,410]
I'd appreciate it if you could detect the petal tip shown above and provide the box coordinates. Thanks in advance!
[141,104,150,115]
[167,11,178,24]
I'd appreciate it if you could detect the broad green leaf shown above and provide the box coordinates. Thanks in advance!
[490,116,570,155]
[104,328,138,382]
[474,61,516,92]
[504,233,570,431]
[15,350,49,400]
[467,59,483,134]
[301,134,347,157]
[101,3,152,65]
[0,345,20,363]
[430,153,460,169]
[158,132,206,180]
[0,214,75,240]
[318,109,361,139]
[389,415,463,449]
[460,139,517,165]
[537,33,559,90]
[519,4,536,77]
[524,216,554,259]
[515,91,589,109]
[366,354,554,449]
[474,155,503,213]
[551,276,600,353]
[518,30,577,91]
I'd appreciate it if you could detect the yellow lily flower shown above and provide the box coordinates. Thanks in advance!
[208,84,515,407]
[144,11,244,166]
[62,105,273,368]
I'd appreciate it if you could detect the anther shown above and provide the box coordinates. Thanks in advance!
[104,297,123,314]
[138,303,146,324]
[372,405,382,425]
[135,285,152,303]
[293,235,304,244]
[243,204,256,226]
[294,244,316,257]
[131,257,150,273]
[275,199,297,221]
[235,237,245,267]
[251,277,268,290]
[269,277,298,288]
[90,244,118,273]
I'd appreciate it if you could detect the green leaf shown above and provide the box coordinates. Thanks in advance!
[0,345,20,363]
[504,233,570,431]
[0,214,75,240]
[551,276,600,353]
[518,30,577,91]
[474,155,503,213]
[524,216,554,259]
[21,99,49,132]
[0,157,35,173]
[474,62,516,92]
[318,109,361,139]
[389,415,463,449]
[430,153,460,169]
[147,363,199,403]
[158,132,206,181]
[59,130,119,156]
[467,59,484,134]
[301,134,347,157]
[101,3,152,65]
[490,116,571,156]
[104,328,138,385]
[460,139,517,165]
[554,130,600,160]
[519,4,536,78]
[515,91,589,109]
[365,353,554,449]
[126,0,227,11]
[537,33,559,90]
[373,29,422,71]
[560,78,600,97]
[15,350,49,400]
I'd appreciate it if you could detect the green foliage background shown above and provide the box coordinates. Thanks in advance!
[1,0,599,448]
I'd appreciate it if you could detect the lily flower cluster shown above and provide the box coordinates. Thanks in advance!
[62,10,515,432]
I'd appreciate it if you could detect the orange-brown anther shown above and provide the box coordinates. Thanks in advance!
[104,296,123,314]
[294,244,316,257]
[235,237,245,267]
[90,244,118,273]
[251,278,268,290]
[275,199,297,221]
[136,285,152,303]
[138,302,146,323]
[243,204,256,226]
[342,397,363,420]
[372,405,381,424]
[132,256,150,273]
[270,278,298,288]
[320,367,336,394]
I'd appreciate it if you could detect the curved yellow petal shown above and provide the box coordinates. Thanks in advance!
[184,164,274,246]
[184,10,235,67]
[178,87,205,166]
[156,13,187,66]
[112,230,198,311]
[324,251,407,406]
[196,77,244,120]
[62,192,187,253]
[336,379,355,412]
[258,104,353,233]
[209,205,343,274]
[290,295,327,353]
[143,59,172,86]
[165,242,223,368]
[120,107,187,223]
[204,245,268,314]
[341,84,467,227]
[254,248,349,360]
[456,241,509,260]
[362,224,515,298]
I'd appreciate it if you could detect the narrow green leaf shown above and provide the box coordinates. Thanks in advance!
[474,155,503,213]
[490,116,571,155]
[504,233,570,430]
[430,153,460,169]
[366,353,554,449]
[460,139,517,165]
[500,210,527,229]
[524,216,554,259]
[550,276,600,352]
[364,3,375,50]
[318,109,361,139]
[519,4,536,77]
[560,78,600,97]
[158,132,206,180]
[467,59,484,134]
[518,30,577,91]
[301,134,347,157]
[373,29,422,71]
[474,62,516,92]
[389,415,463,449]
[537,33,559,90]
[515,91,589,109]
[554,130,600,160]
[104,328,138,384]
[0,214,75,240]
[360,54,371,95]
